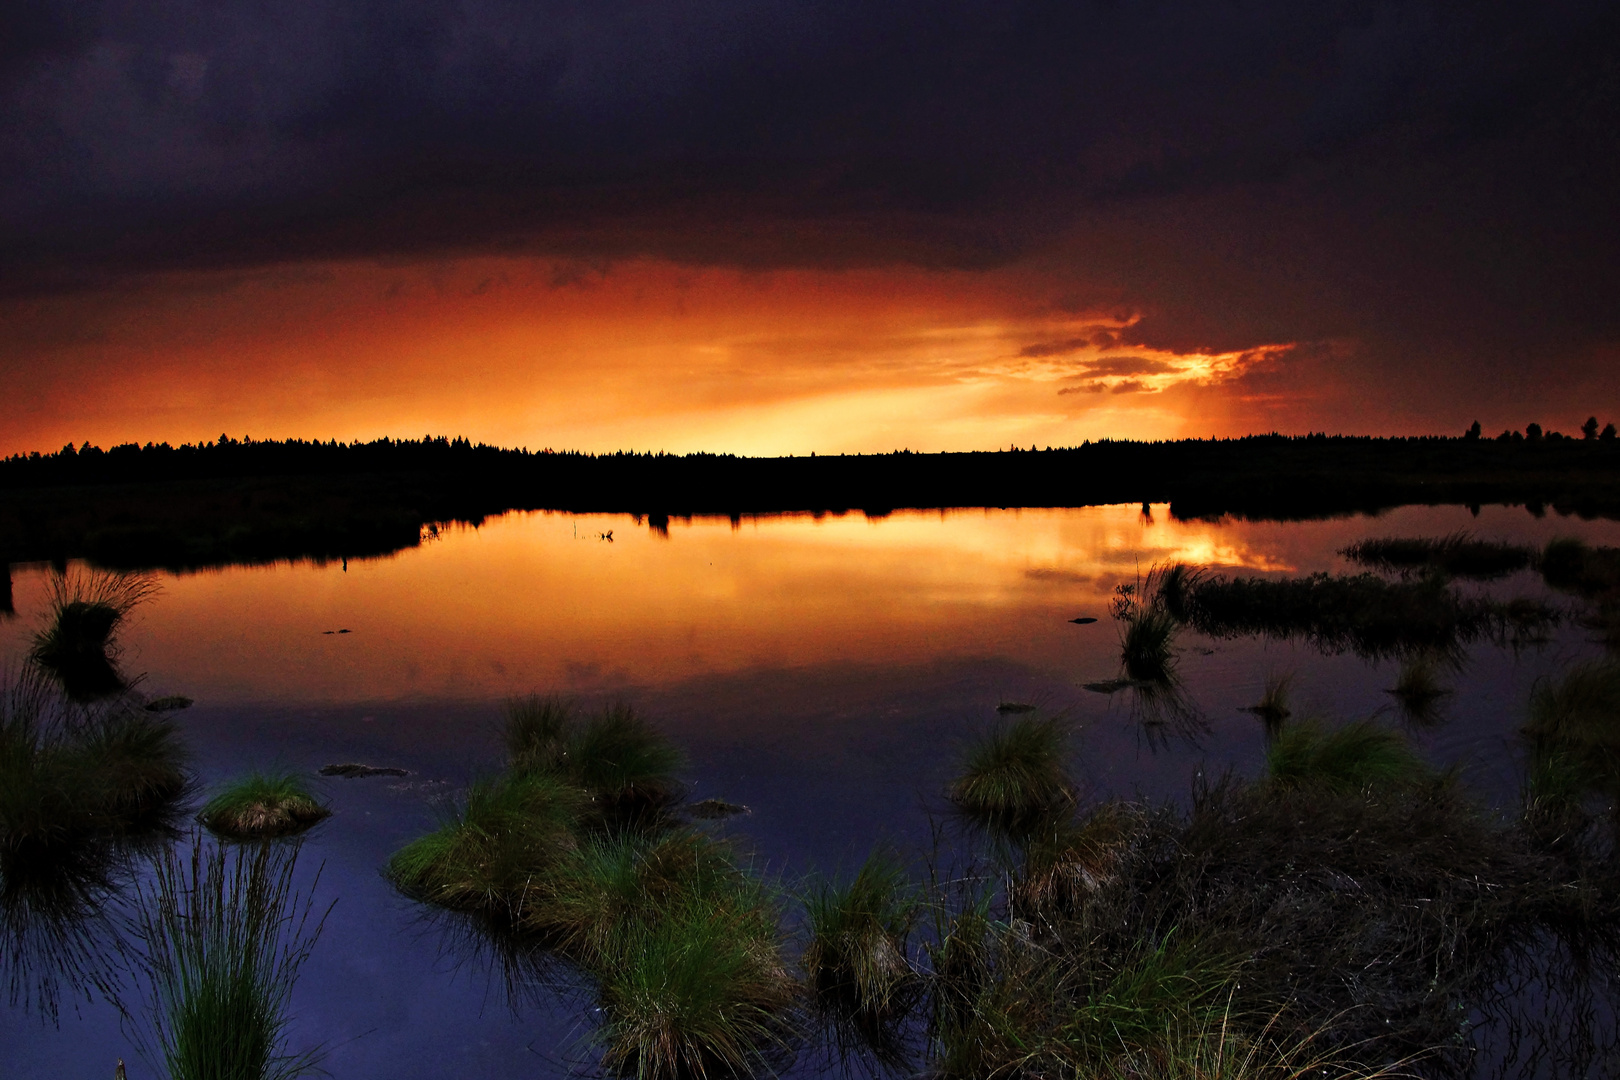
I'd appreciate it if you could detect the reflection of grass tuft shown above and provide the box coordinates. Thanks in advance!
[803,850,917,1018]
[1266,720,1428,793]
[132,839,326,1080]
[948,716,1073,828]
[199,773,331,840]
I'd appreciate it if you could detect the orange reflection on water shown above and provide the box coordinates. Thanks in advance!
[7,503,1614,707]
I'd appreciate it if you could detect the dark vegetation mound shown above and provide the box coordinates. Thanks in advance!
[1540,538,1620,646]
[1162,567,1556,660]
[1342,533,1536,580]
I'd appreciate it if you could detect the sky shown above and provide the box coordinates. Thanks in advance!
[3,0,1618,455]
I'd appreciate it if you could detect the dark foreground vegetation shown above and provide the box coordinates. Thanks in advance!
[5,432,1620,569]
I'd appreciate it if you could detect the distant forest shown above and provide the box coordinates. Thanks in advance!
[2,430,1619,571]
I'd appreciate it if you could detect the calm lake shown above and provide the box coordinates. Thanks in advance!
[6,503,1620,1078]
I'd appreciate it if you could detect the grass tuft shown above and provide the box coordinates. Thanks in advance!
[385,772,582,920]
[131,838,326,1080]
[1386,654,1450,725]
[1266,720,1428,793]
[1243,673,1293,733]
[199,773,331,841]
[595,886,797,1080]
[29,571,158,702]
[802,850,918,1018]
[505,694,576,775]
[948,716,1073,828]
[567,704,687,809]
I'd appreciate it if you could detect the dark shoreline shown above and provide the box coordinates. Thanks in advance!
[5,433,1620,570]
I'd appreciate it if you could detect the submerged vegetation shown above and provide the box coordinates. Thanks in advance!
[198,774,331,841]
[130,839,327,1080]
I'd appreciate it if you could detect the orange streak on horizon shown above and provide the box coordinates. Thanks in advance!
[0,257,1305,457]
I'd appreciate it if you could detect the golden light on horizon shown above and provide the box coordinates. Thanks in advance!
[0,256,1311,458]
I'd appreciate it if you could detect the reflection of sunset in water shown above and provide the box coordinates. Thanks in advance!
[7,503,1620,706]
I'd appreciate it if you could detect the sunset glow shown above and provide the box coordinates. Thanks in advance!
[0,257,1318,457]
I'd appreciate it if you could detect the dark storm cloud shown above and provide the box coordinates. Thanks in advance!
[3,0,1619,404]
[1081,356,1177,378]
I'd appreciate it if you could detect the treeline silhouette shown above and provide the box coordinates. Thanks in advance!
[4,432,1620,570]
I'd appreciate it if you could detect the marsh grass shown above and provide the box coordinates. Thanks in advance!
[131,838,326,1080]
[1385,654,1451,726]
[200,774,331,841]
[594,885,797,1080]
[1242,674,1293,734]
[568,704,687,809]
[385,772,582,920]
[1521,661,1620,828]
[506,697,686,810]
[0,674,188,857]
[802,850,918,1019]
[1169,571,1555,661]
[1540,538,1620,646]
[1342,533,1534,580]
[948,716,1074,829]
[1265,720,1429,793]
[1111,564,1199,682]
[29,571,158,702]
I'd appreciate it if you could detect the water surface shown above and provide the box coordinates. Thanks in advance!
[5,504,1619,1078]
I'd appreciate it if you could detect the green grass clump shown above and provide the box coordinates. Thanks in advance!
[0,677,187,855]
[199,774,331,841]
[948,716,1073,827]
[132,839,326,1080]
[541,828,739,961]
[802,850,918,1017]
[29,571,158,702]
[505,697,685,809]
[1521,660,1620,817]
[567,705,687,808]
[1342,532,1534,580]
[505,694,575,775]
[595,886,796,1080]
[1266,720,1428,793]
[385,772,582,920]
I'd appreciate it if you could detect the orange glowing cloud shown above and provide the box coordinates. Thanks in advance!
[0,256,1316,457]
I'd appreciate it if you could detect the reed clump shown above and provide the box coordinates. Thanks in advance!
[948,715,1074,828]
[29,571,158,702]
[390,694,797,1079]
[507,696,686,810]
[0,676,188,859]
[199,773,331,841]
[386,772,582,921]
[1111,564,1201,681]
[1386,654,1451,725]
[1243,673,1293,732]
[1167,570,1555,660]
[1342,533,1535,580]
[1266,720,1429,793]
[802,850,918,1018]
[130,838,326,1080]
[1540,538,1620,646]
